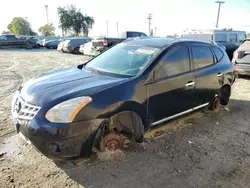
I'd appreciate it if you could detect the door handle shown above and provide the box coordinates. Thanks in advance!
[185,81,195,87]
[217,73,223,77]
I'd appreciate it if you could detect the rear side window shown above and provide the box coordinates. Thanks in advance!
[215,34,227,42]
[212,47,224,62]
[154,45,190,79]
[191,45,214,69]
[229,34,237,43]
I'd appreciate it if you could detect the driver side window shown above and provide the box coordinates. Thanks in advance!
[0,36,7,41]
[154,45,190,80]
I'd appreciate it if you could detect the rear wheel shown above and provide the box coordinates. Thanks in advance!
[220,86,231,105]
[25,43,32,50]
[73,47,80,54]
[209,96,220,112]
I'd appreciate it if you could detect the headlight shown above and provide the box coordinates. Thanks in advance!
[45,96,92,123]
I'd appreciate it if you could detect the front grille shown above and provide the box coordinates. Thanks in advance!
[18,103,40,120]
[12,95,41,121]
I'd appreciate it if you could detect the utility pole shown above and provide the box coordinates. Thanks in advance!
[117,22,119,37]
[215,1,225,28]
[106,21,109,37]
[154,26,157,36]
[147,13,152,36]
[44,5,49,24]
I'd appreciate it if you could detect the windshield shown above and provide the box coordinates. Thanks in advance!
[85,44,160,76]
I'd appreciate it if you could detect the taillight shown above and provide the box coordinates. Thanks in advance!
[232,51,238,64]
[103,40,108,46]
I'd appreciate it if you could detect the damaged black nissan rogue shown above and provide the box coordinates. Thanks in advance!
[11,38,235,160]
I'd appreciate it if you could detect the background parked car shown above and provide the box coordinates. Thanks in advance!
[63,38,91,54]
[0,35,37,49]
[79,42,100,56]
[181,29,247,60]
[91,31,147,55]
[45,39,62,49]
[57,40,66,52]
[232,38,250,76]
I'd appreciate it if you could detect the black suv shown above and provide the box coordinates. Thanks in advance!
[11,38,235,160]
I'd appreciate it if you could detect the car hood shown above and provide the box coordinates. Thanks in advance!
[20,67,127,107]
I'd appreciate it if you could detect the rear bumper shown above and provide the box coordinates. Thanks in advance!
[79,47,84,54]
[235,64,250,76]
[62,46,73,53]
[12,117,105,160]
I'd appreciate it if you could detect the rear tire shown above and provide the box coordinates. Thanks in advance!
[73,47,80,54]
[220,86,231,105]
[209,96,220,112]
[25,43,32,50]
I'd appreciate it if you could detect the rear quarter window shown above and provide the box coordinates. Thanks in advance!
[212,47,224,62]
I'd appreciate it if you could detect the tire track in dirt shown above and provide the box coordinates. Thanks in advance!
[0,70,24,102]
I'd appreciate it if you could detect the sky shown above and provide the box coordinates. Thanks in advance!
[0,0,250,37]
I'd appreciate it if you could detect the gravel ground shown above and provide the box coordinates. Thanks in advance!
[1,49,250,188]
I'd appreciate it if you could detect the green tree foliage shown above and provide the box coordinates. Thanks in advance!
[7,17,36,36]
[57,5,94,36]
[38,23,55,36]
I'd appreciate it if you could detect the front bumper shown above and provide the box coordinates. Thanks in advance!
[12,110,105,160]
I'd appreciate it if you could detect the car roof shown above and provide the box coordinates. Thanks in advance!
[123,37,215,48]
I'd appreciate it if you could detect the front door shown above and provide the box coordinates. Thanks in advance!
[147,44,196,123]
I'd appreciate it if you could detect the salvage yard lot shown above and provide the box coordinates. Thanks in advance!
[1,49,250,188]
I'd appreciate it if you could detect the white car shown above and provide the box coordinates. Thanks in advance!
[79,42,100,56]
[57,40,65,52]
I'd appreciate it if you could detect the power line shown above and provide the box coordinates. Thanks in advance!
[147,13,152,36]
[215,1,225,28]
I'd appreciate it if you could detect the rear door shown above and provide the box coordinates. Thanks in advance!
[147,44,196,122]
[190,43,221,106]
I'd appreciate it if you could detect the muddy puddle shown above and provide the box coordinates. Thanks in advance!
[0,134,35,164]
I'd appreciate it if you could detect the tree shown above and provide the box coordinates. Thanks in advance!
[248,33,250,37]
[38,23,55,36]
[82,15,94,36]
[57,5,94,36]
[7,17,36,36]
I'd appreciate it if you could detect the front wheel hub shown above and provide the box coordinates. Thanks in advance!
[100,133,124,152]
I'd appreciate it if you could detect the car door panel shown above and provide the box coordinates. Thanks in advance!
[147,72,195,122]
[147,44,196,122]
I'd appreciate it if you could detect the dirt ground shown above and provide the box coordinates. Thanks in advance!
[1,49,250,188]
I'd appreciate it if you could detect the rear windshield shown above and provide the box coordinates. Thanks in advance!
[70,39,89,44]
[237,40,250,52]
[85,44,160,77]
